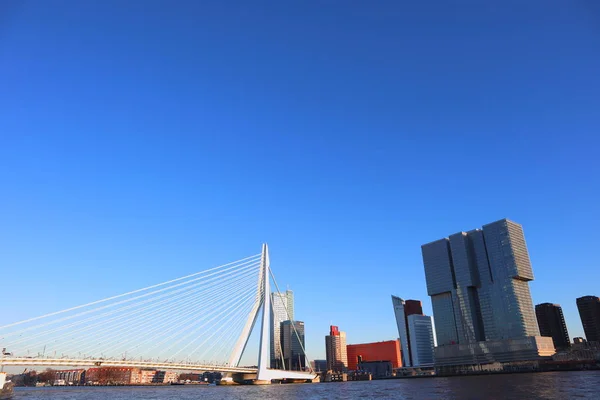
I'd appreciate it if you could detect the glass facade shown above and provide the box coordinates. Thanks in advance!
[407,314,435,367]
[422,219,541,348]
[280,320,306,371]
[431,292,458,346]
[576,296,600,343]
[391,296,412,367]
[535,303,570,349]
[270,290,294,368]
[481,220,539,339]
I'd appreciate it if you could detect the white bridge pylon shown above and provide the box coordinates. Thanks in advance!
[229,243,315,382]
[0,244,315,382]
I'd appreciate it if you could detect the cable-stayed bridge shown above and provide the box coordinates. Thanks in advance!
[0,244,316,384]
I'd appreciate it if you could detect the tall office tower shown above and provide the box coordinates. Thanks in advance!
[421,219,555,369]
[391,296,425,367]
[391,296,411,367]
[535,303,571,349]
[270,290,294,368]
[576,296,600,343]
[407,314,435,367]
[280,320,306,371]
[325,325,348,371]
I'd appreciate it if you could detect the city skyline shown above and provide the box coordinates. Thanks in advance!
[1,1,599,361]
[2,238,593,371]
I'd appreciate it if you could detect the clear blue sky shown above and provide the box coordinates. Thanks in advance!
[1,1,599,361]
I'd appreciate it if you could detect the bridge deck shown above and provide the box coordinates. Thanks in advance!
[1,357,317,381]
[0,357,256,374]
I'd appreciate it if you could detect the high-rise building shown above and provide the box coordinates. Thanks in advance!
[421,219,555,369]
[346,340,402,371]
[576,296,600,343]
[391,296,429,367]
[407,314,435,367]
[325,325,348,372]
[391,296,411,367]
[280,320,306,371]
[270,290,294,368]
[535,303,570,349]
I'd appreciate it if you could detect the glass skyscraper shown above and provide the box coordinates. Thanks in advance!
[391,296,412,367]
[535,303,570,349]
[270,290,294,369]
[576,296,600,343]
[407,314,435,367]
[421,219,555,369]
[391,296,433,367]
[280,320,306,371]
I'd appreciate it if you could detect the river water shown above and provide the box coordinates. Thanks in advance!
[14,371,600,399]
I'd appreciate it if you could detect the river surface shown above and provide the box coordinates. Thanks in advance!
[14,371,600,399]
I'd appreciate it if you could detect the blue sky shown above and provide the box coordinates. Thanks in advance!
[1,1,599,361]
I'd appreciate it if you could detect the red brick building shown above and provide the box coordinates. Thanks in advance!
[346,340,402,371]
[86,367,135,385]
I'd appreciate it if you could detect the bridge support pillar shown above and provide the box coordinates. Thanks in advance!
[219,373,259,385]
[256,243,272,383]
[226,244,317,384]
